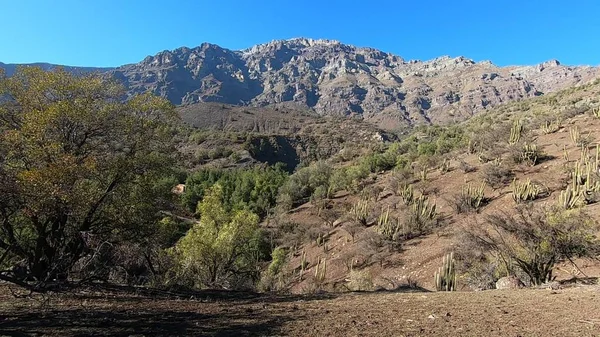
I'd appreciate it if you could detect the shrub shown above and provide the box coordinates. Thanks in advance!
[452,183,486,213]
[482,164,514,189]
[469,206,600,285]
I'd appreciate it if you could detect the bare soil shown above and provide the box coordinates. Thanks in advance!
[1,284,600,336]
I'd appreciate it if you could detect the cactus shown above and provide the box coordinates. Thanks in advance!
[412,195,437,220]
[315,258,327,284]
[570,126,581,146]
[377,206,390,228]
[592,107,600,118]
[300,250,307,280]
[509,120,523,145]
[419,168,428,182]
[541,119,560,134]
[520,143,539,166]
[563,144,569,162]
[462,182,485,209]
[559,185,583,209]
[400,184,414,205]
[595,144,600,172]
[511,178,540,203]
[351,199,369,225]
[434,252,457,291]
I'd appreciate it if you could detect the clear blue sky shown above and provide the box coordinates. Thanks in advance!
[1,0,599,67]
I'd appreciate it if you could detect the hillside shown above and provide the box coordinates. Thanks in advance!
[263,77,600,293]
[0,61,112,76]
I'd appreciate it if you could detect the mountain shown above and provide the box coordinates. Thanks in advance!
[108,38,600,129]
[4,38,600,129]
[0,62,113,77]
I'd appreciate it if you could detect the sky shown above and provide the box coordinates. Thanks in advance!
[1,0,599,67]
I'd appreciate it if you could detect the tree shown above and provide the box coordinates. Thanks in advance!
[0,67,177,290]
[470,205,600,285]
[172,184,263,289]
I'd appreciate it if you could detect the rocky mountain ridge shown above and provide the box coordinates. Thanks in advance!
[3,38,599,129]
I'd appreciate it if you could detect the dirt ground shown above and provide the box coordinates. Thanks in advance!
[1,284,600,337]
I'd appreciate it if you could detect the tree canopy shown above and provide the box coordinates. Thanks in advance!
[0,67,178,290]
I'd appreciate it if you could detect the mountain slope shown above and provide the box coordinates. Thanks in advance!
[109,38,600,129]
[4,38,599,130]
[0,62,113,76]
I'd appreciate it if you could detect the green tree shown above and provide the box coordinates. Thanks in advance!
[173,184,262,288]
[0,67,177,290]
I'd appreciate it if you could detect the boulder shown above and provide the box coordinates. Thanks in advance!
[495,276,524,290]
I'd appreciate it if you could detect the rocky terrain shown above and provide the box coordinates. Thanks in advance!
[109,38,600,129]
[4,38,599,130]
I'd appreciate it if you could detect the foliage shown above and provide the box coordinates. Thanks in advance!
[183,164,288,217]
[470,206,600,285]
[481,164,514,189]
[277,161,333,209]
[0,67,177,290]
[171,185,265,289]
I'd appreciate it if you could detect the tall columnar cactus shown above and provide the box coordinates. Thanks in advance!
[541,119,560,134]
[509,120,523,145]
[595,144,600,172]
[351,199,369,225]
[400,184,414,206]
[559,185,582,210]
[520,143,539,166]
[511,178,540,203]
[570,126,581,146]
[462,182,485,209]
[300,250,307,280]
[412,195,437,220]
[377,206,390,228]
[434,252,457,291]
[315,258,327,284]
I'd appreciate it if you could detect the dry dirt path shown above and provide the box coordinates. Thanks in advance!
[1,285,600,336]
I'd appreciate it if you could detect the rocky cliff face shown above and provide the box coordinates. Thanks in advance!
[109,38,600,129]
[4,39,599,129]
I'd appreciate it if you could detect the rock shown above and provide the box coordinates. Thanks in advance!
[495,276,525,290]
[5,39,599,130]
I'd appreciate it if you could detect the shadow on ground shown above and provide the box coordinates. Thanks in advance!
[0,307,295,337]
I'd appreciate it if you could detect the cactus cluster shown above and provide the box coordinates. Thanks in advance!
[461,182,486,209]
[569,126,581,145]
[379,191,437,241]
[540,119,561,134]
[509,120,523,145]
[520,143,540,166]
[511,178,540,203]
[299,250,308,279]
[377,206,390,228]
[399,184,414,205]
[558,149,600,209]
[412,195,437,220]
[351,199,369,225]
[434,252,457,291]
[315,258,327,284]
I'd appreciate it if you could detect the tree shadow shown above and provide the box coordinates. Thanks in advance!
[0,306,296,337]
